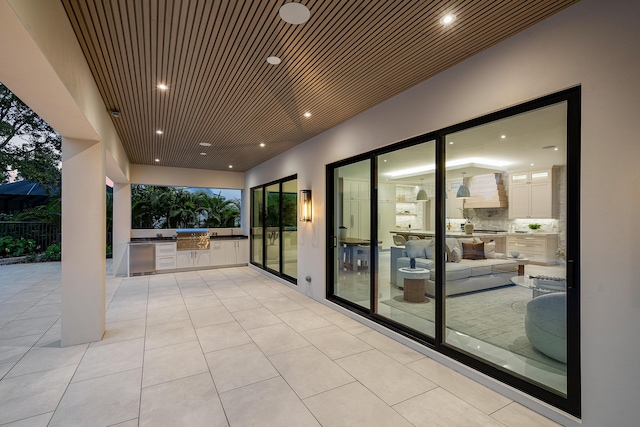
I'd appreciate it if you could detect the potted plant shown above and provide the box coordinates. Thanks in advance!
[528,223,541,232]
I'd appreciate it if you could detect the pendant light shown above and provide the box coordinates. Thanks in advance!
[457,172,471,198]
[416,179,428,201]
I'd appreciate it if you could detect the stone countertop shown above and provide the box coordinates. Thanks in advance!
[130,235,248,243]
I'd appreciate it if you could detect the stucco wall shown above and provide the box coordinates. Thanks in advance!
[245,0,640,425]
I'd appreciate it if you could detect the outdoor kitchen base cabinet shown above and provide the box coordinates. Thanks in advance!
[210,239,248,266]
[177,250,210,268]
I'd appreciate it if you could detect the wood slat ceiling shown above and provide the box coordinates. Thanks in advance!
[61,0,580,172]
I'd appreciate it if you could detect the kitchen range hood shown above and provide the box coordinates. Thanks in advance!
[462,173,508,208]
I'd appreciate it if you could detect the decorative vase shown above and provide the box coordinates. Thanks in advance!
[410,257,416,269]
[464,222,474,235]
[339,227,347,240]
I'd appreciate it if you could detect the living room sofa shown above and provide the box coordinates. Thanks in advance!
[390,238,518,296]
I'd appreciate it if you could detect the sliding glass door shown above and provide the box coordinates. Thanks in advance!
[326,88,580,415]
[376,141,436,338]
[250,175,298,283]
[330,158,371,308]
[443,102,570,396]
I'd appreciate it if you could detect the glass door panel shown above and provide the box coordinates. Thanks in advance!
[332,159,371,308]
[376,141,436,337]
[282,178,298,279]
[251,187,263,265]
[443,102,568,395]
[265,183,281,272]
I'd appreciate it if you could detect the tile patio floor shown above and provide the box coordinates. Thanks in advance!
[0,261,560,426]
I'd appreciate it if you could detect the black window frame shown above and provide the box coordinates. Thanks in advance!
[326,87,581,416]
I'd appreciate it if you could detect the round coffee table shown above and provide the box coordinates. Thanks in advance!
[397,268,430,303]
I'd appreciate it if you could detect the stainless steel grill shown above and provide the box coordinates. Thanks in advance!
[176,228,210,251]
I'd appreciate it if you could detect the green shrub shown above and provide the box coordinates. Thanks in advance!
[0,235,37,257]
[40,242,61,262]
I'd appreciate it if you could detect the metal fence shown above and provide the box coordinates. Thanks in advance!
[0,222,61,251]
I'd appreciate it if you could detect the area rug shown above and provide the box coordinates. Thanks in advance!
[382,286,564,368]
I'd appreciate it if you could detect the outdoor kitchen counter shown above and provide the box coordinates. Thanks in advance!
[130,235,247,242]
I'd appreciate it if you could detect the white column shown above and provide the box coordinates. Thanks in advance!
[112,182,131,277]
[61,137,106,346]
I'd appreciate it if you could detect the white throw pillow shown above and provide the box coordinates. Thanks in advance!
[450,247,462,263]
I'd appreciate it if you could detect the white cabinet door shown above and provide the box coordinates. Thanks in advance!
[194,251,210,267]
[236,240,248,263]
[176,251,192,268]
[210,240,226,266]
[509,185,531,218]
[529,182,553,218]
[156,256,176,270]
[359,200,370,239]
[225,241,238,265]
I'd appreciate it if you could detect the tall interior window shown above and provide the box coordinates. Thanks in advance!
[327,89,580,415]
[250,175,298,283]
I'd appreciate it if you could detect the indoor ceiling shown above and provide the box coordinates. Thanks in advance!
[61,0,579,172]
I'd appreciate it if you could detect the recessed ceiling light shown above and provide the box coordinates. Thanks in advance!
[259,143,266,147]
[449,141,454,145]
[530,163,535,166]
[440,13,456,25]
[501,135,506,139]
[267,56,281,65]
[228,165,233,169]
[303,112,312,118]
[156,83,169,90]
[199,142,211,147]
[383,159,387,162]
[155,158,160,162]
[554,147,559,151]
[279,2,310,25]
[200,152,207,156]
[156,130,163,135]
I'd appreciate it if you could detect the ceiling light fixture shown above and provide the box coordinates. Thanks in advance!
[110,109,120,118]
[416,179,428,201]
[228,165,233,169]
[156,83,169,90]
[259,143,266,147]
[279,2,310,25]
[199,142,211,147]
[501,135,506,139]
[457,172,471,198]
[156,130,163,135]
[200,152,207,156]
[266,56,281,65]
[155,158,160,163]
[440,13,456,25]
[303,112,312,118]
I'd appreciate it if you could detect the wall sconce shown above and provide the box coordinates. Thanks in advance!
[300,189,312,222]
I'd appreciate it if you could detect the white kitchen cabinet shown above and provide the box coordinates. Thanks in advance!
[177,250,210,268]
[507,234,558,265]
[225,240,248,265]
[343,179,369,201]
[210,239,249,266]
[508,168,555,219]
[155,242,176,270]
[342,199,370,239]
